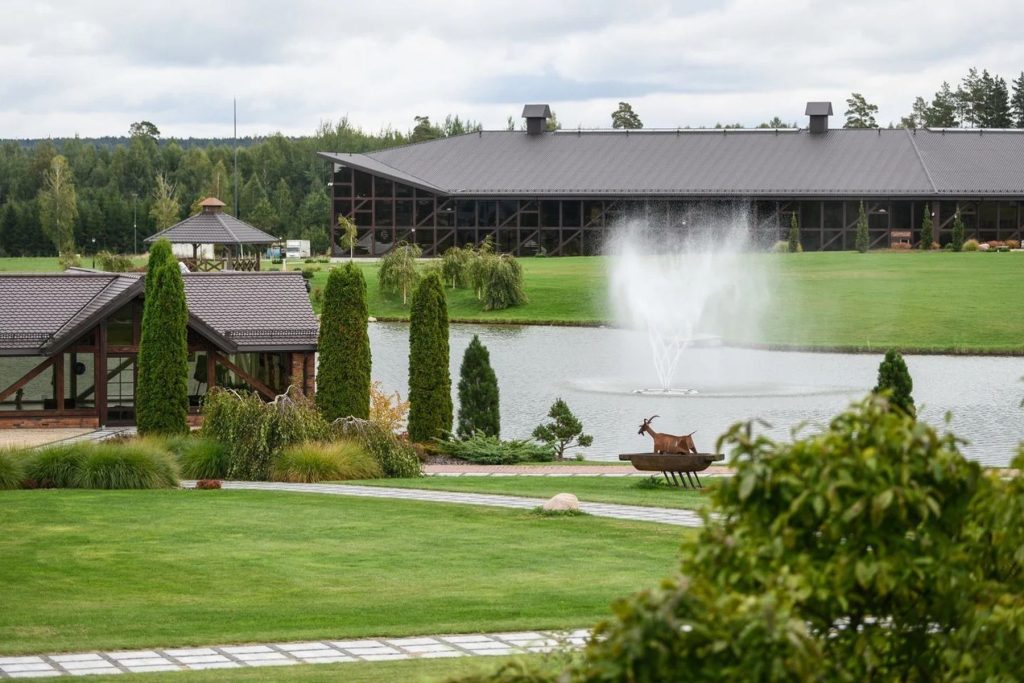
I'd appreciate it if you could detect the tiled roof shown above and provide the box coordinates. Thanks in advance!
[0,274,121,351]
[145,212,278,245]
[320,127,1024,198]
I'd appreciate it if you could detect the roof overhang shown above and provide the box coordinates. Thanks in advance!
[318,152,448,195]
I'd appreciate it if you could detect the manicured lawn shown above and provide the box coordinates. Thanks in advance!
[0,256,65,272]
[348,476,712,510]
[0,489,685,655]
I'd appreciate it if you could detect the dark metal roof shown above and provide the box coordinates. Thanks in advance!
[522,104,551,118]
[805,102,834,116]
[144,211,279,245]
[0,271,317,355]
[320,128,1024,198]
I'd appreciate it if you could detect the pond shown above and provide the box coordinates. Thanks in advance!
[369,322,1024,467]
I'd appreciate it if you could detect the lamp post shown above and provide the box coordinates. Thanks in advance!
[91,238,96,268]
[132,193,138,255]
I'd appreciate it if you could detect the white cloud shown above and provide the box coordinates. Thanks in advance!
[1,0,1023,138]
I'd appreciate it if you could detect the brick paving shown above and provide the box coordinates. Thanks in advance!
[0,629,592,679]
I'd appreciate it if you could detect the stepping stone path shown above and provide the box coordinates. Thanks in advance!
[0,629,592,679]
[183,480,706,527]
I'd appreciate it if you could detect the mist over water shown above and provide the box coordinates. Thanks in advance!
[606,206,773,391]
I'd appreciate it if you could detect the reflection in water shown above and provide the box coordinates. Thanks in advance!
[368,322,1024,467]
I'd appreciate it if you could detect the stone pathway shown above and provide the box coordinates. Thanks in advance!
[182,480,706,527]
[0,629,591,679]
[424,463,734,477]
[40,427,135,448]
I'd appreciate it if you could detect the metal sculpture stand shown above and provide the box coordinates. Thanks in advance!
[618,452,724,489]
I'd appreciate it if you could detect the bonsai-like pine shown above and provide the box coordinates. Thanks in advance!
[787,213,800,253]
[136,239,189,435]
[456,335,500,438]
[919,208,933,250]
[316,263,371,420]
[407,271,452,442]
[854,201,870,253]
[532,398,593,460]
[874,349,916,417]
[951,209,966,251]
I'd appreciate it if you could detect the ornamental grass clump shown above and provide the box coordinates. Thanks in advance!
[0,449,25,489]
[73,441,178,489]
[167,436,228,480]
[272,440,381,483]
[22,444,87,488]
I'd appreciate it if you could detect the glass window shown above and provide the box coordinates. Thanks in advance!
[562,201,582,227]
[334,166,352,184]
[456,201,477,227]
[107,303,135,346]
[800,201,822,228]
[415,199,434,226]
[395,201,414,227]
[374,176,394,198]
[375,200,393,227]
[354,171,373,198]
[64,352,95,409]
[823,202,844,228]
[436,200,454,228]
[0,357,54,411]
[394,181,414,199]
[477,201,498,228]
[541,201,560,227]
[498,200,518,226]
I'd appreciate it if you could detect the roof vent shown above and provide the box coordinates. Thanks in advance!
[199,197,226,214]
[805,102,833,134]
[522,104,551,136]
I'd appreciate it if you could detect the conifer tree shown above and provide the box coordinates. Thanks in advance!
[136,239,189,435]
[919,207,933,250]
[854,201,870,253]
[951,209,966,251]
[316,263,371,420]
[532,398,593,460]
[456,335,500,438]
[874,349,916,418]
[788,213,800,253]
[407,271,452,442]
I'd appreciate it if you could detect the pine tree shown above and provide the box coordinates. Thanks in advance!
[316,263,371,420]
[927,82,959,127]
[1011,72,1024,128]
[788,213,800,253]
[854,201,870,253]
[843,93,879,128]
[919,207,932,250]
[136,239,189,435]
[532,398,593,460]
[611,102,643,129]
[407,271,452,442]
[874,349,915,418]
[951,209,966,251]
[456,335,500,438]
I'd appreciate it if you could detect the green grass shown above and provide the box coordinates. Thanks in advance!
[348,476,711,510]
[0,489,686,655]
[0,256,148,272]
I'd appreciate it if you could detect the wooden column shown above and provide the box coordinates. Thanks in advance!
[55,354,64,412]
[96,322,107,427]
[207,345,217,392]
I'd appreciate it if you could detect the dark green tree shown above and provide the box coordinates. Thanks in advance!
[919,206,933,250]
[854,201,870,253]
[951,208,966,251]
[1011,72,1024,128]
[532,398,593,460]
[844,93,879,128]
[456,335,500,438]
[407,271,452,442]
[927,82,959,127]
[136,239,189,435]
[316,263,371,421]
[874,349,915,417]
[787,212,800,253]
[611,102,643,129]
[410,116,441,143]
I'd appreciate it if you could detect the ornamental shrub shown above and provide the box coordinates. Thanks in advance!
[482,255,527,311]
[437,434,553,465]
[316,263,371,421]
[441,246,472,289]
[919,208,932,250]
[963,238,979,252]
[22,444,86,488]
[456,335,500,438]
[532,398,593,460]
[854,201,870,253]
[787,212,800,253]
[97,251,134,272]
[167,436,228,479]
[378,241,421,305]
[136,239,189,435]
[874,349,915,417]
[407,271,452,442]
[334,417,421,478]
[72,440,178,489]
[951,209,966,251]
[272,440,381,482]
[0,449,25,489]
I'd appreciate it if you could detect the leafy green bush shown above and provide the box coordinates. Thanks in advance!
[963,238,979,251]
[874,349,915,417]
[22,444,87,488]
[770,240,790,253]
[73,441,178,489]
[96,250,135,272]
[436,433,553,465]
[272,440,381,482]
[334,417,421,478]
[0,449,25,489]
[300,267,318,279]
[167,436,228,479]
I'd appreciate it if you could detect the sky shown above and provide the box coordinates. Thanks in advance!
[2,0,1023,139]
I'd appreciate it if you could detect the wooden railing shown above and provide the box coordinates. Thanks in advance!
[179,256,260,272]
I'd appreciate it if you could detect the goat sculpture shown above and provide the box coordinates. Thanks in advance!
[638,415,698,454]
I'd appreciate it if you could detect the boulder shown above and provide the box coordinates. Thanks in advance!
[543,492,580,512]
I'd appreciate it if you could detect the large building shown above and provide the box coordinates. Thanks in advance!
[320,102,1024,256]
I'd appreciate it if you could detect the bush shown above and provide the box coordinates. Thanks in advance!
[272,440,382,482]
[963,239,979,251]
[97,251,134,272]
[951,209,966,251]
[787,213,800,253]
[532,398,593,460]
[58,252,81,270]
[482,255,528,311]
[770,240,793,253]
[1005,239,1020,249]
[369,380,409,434]
[334,417,421,478]
[167,436,228,479]
[73,441,178,489]
[22,444,87,488]
[874,349,915,418]
[437,433,553,465]
[0,449,25,489]
[310,285,323,304]
[300,267,318,279]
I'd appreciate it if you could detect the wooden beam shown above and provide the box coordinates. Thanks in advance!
[214,353,277,400]
[55,354,64,412]
[96,322,107,427]
[0,357,55,403]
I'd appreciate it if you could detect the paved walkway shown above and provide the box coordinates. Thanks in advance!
[0,629,591,679]
[0,429,93,451]
[424,463,734,477]
[183,480,705,527]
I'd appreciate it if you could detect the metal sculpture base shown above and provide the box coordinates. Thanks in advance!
[618,453,724,489]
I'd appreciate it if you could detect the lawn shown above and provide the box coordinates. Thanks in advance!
[0,489,685,655]
[349,476,712,510]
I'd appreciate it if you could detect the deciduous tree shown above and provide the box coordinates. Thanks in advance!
[611,102,643,129]
[379,241,421,305]
[37,155,78,258]
[337,215,358,261]
[149,173,180,230]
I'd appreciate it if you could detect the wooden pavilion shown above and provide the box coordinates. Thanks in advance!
[145,198,277,271]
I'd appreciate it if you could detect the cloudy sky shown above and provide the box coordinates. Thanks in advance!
[2,0,1023,139]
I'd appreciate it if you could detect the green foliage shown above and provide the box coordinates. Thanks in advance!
[167,436,228,479]
[437,433,553,465]
[136,239,189,435]
[96,250,134,272]
[483,255,528,311]
[378,241,421,305]
[37,154,78,257]
[149,173,180,230]
[457,335,500,438]
[952,209,966,251]
[611,101,643,129]
[963,238,979,251]
[843,92,879,128]
[72,440,179,489]
[532,398,593,460]
[21,445,85,488]
[874,349,916,417]
[0,449,25,489]
[272,440,381,482]
[468,237,496,300]
[787,213,800,253]
[919,208,933,249]
[441,246,472,289]
[334,416,422,478]
[58,252,81,270]
[316,263,371,421]
[407,271,452,442]
[854,201,870,253]
[337,214,358,260]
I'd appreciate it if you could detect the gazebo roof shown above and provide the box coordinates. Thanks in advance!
[144,197,278,245]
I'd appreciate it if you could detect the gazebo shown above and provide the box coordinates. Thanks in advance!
[144,198,277,271]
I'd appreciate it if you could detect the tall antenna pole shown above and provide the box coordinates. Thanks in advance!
[233,98,239,217]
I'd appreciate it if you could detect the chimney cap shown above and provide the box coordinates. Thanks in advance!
[522,104,552,119]
[805,101,833,116]
[199,197,227,208]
